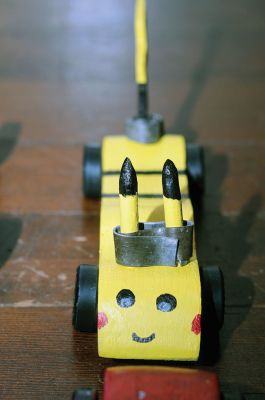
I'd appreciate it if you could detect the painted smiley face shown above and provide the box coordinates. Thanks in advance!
[116,289,177,343]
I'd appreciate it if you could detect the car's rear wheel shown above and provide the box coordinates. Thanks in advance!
[72,264,98,332]
[83,144,101,198]
[72,388,98,400]
[187,143,204,195]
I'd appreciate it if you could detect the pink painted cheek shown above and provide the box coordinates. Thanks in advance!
[191,314,201,335]
[98,312,108,329]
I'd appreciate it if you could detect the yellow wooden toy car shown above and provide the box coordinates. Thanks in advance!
[72,0,224,362]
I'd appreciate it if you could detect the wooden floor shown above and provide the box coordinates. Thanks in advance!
[0,0,264,398]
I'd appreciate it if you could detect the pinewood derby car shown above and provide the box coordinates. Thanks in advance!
[72,366,237,400]
[72,0,224,362]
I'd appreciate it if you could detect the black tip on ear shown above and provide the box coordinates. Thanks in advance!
[162,159,181,200]
[119,158,138,196]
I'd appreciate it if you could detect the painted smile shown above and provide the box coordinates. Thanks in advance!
[132,332,156,343]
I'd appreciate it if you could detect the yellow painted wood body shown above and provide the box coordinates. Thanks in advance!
[135,0,148,84]
[163,197,183,228]
[98,134,201,360]
[119,194,139,233]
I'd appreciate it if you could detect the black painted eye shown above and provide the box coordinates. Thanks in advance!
[116,289,135,308]
[156,293,177,312]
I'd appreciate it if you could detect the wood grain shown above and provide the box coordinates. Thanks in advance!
[0,144,264,213]
[0,212,263,308]
[0,307,264,399]
[0,0,264,398]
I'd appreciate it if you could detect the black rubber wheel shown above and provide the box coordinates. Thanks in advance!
[83,144,101,198]
[199,265,224,362]
[201,265,224,330]
[72,388,97,400]
[187,143,204,194]
[72,264,98,332]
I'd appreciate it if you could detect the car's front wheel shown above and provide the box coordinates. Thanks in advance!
[201,265,224,330]
[72,264,98,332]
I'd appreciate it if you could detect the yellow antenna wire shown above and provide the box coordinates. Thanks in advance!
[135,0,148,85]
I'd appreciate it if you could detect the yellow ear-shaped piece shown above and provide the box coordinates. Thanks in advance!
[163,197,183,228]
[119,195,139,234]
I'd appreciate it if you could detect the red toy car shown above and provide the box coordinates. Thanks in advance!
[73,366,222,400]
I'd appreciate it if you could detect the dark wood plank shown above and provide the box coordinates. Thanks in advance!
[0,214,98,305]
[0,78,264,145]
[218,306,265,395]
[0,213,264,307]
[0,0,264,398]
[0,1,264,146]
[0,307,264,399]
[0,144,264,213]
[0,146,98,213]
